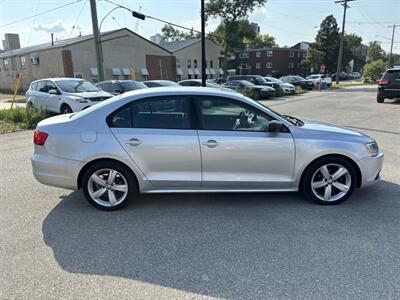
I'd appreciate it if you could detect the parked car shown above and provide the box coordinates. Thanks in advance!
[349,72,362,80]
[26,78,113,114]
[223,80,276,99]
[264,76,296,94]
[32,87,383,210]
[96,80,147,95]
[227,75,281,91]
[280,75,315,90]
[143,80,180,88]
[306,74,332,87]
[331,72,350,81]
[178,79,222,88]
[377,68,400,103]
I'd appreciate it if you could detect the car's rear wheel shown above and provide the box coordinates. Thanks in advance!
[302,157,356,205]
[377,94,385,103]
[60,104,73,114]
[82,161,137,211]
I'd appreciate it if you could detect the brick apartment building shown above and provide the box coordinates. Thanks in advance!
[232,43,308,77]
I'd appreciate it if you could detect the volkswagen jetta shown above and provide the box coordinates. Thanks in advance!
[32,87,383,210]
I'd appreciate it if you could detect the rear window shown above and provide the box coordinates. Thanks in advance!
[383,70,400,80]
[107,96,191,129]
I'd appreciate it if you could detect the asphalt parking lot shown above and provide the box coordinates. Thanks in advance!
[1,86,399,300]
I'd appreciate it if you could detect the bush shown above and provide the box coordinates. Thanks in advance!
[0,106,51,133]
[363,59,387,83]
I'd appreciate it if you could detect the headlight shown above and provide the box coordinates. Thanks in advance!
[70,97,88,103]
[365,141,379,157]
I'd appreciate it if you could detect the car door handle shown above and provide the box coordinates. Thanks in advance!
[126,138,142,146]
[202,140,219,148]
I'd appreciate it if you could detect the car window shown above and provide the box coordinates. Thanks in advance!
[111,83,121,92]
[30,82,38,91]
[37,81,47,93]
[119,81,148,91]
[179,81,193,86]
[384,70,400,80]
[56,80,99,93]
[46,81,58,93]
[197,97,273,132]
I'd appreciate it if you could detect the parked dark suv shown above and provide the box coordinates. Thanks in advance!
[377,68,400,103]
[227,75,281,91]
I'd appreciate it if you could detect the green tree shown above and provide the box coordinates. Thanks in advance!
[301,48,325,75]
[160,25,200,42]
[245,34,277,49]
[363,59,386,82]
[205,0,267,76]
[366,41,386,62]
[345,33,362,48]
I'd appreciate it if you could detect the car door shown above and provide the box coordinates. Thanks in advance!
[35,81,50,110]
[109,95,201,188]
[45,81,61,112]
[195,96,295,189]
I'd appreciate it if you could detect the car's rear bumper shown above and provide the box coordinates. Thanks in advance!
[378,88,400,98]
[31,146,82,190]
[358,152,384,188]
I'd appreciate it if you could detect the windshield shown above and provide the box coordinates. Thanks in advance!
[307,75,320,79]
[239,80,254,87]
[293,76,305,81]
[267,77,283,84]
[206,81,221,88]
[157,81,179,86]
[120,81,148,91]
[57,80,99,93]
[257,101,303,126]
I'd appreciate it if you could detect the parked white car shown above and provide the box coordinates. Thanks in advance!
[306,74,332,87]
[26,78,113,114]
[264,77,296,94]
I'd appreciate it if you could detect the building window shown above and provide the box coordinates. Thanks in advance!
[176,58,181,68]
[187,59,191,68]
[266,62,272,69]
[289,63,294,69]
[297,52,301,58]
[255,63,260,69]
[267,50,273,57]
[20,56,26,69]
[239,52,249,58]
[194,59,198,68]
[209,60,213,68]
[289,52,294,57]
[240,63,249,69]
[4,58,9,70]
[256,51,261,57]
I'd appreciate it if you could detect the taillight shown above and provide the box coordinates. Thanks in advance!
[33,130,48,145]
[379,79,389,84]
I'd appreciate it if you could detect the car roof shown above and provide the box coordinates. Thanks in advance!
[144,80,175,83]
[32,77,85,83]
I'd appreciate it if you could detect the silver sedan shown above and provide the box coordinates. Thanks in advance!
[32,87,383,210]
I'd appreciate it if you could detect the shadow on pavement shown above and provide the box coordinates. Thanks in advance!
[42,180,400,299]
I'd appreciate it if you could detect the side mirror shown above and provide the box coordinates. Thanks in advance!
[48,89,59,95]
[267,120,283,132]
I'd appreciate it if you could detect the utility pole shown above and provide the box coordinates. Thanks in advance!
[388,24,399,68]
[201,0,206,87]
[89,0,105,82]
[335,0,355,84]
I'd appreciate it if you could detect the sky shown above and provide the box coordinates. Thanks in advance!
[0,0,399,54]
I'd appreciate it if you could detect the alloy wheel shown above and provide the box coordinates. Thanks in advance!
[311,163,351,202]
[87,168,129,207]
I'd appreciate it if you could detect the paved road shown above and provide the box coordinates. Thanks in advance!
[1,87,399,300]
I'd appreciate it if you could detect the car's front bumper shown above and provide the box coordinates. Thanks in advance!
[358,152,384,188]
[31,146,82,190]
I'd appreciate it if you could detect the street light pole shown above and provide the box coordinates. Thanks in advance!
[335,0,355,84]
[89,0,105,82]
[388,24,399,68]
[201,0,206,87]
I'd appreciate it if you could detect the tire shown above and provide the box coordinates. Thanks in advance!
[26,102,33,111]
[82,161,138,211]
[377,94,384,103]
[301,156,357,205]
[60,104,73,114]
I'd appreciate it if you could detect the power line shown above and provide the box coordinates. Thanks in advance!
[0,0,83,28]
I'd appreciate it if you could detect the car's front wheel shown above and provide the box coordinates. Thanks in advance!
[302,157,356,205]
[60,104,73,114]
[82,161,137,210]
